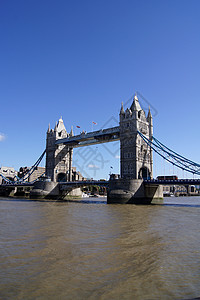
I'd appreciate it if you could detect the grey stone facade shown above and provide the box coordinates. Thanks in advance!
[46,118,73,182]
[28,167,45,182]
[119,94,153,180]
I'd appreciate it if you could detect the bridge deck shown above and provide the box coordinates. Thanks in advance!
[144,179,200,185]
[59,180,109,190]
[1,179,200,188]
[0,182,34,187]
[55,126,120,147]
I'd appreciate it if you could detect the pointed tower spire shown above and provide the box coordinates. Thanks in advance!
[130,93,141,111]
[47,123,50,133]
[70,126,74,137]
[54,121,58,131]
[120,102,125,114]
[147,106,152,121]
[147,106,153,138]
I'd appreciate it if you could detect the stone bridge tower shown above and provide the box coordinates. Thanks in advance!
[45,117,73,182]
[119,94,153,180]
[108,94,160,204]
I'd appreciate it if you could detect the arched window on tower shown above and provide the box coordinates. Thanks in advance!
[138,167,150,180]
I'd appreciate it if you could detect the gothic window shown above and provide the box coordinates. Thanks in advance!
[124,163,128,174]
[130,163,133,174]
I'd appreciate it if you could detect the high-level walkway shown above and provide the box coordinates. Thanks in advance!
[55,126,120,147]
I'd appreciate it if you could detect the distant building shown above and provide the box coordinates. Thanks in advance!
[0,166,17,184]
[72,167,85,181]
[28,167,45,182]
[163,184,198,196]
[18,166,45,182]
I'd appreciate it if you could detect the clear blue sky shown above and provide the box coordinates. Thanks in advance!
[0,0,200,179]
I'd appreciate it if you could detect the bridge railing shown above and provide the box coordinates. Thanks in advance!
[144,178,200,185]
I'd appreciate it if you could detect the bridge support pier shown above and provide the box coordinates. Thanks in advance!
[30,181,59,199]
[0,186,15,197]
[30,180,82,200]
[107,179,163,204]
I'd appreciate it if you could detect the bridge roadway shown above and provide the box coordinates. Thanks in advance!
[59,180,109,190]
[144,179,200,185]
[1,179,200,189]
[0,182,34,187]
[55,126,120,147]
[59,179,200,190]
[0,180,109,189]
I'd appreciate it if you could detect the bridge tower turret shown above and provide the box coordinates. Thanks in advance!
[119,94,153,180]
[45,117,73,182]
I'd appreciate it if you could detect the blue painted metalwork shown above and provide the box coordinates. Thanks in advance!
[17,150,46,182]
[0,150,46,185]
[0,173,14,184]
[144,179,200,185]
[138,131,200,175]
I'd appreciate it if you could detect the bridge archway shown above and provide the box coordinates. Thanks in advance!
[57,173,67,182]
[138,167,150,180]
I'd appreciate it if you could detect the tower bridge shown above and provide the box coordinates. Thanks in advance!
[45,94,154,185]
[1,94,200,203]
[31,94,158,203]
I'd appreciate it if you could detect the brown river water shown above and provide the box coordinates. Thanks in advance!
[0,196,200,300]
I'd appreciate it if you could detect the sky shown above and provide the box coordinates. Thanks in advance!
[0,0,200,180]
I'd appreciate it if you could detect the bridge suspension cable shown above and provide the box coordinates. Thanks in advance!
[0,150,46,185]
[0,173,14,184]
[18,150,46,182]
[138,131,200,176]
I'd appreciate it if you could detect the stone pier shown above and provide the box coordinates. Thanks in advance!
[107,178,163,204]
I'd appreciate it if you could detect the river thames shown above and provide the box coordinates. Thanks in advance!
[0,196,199,300]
